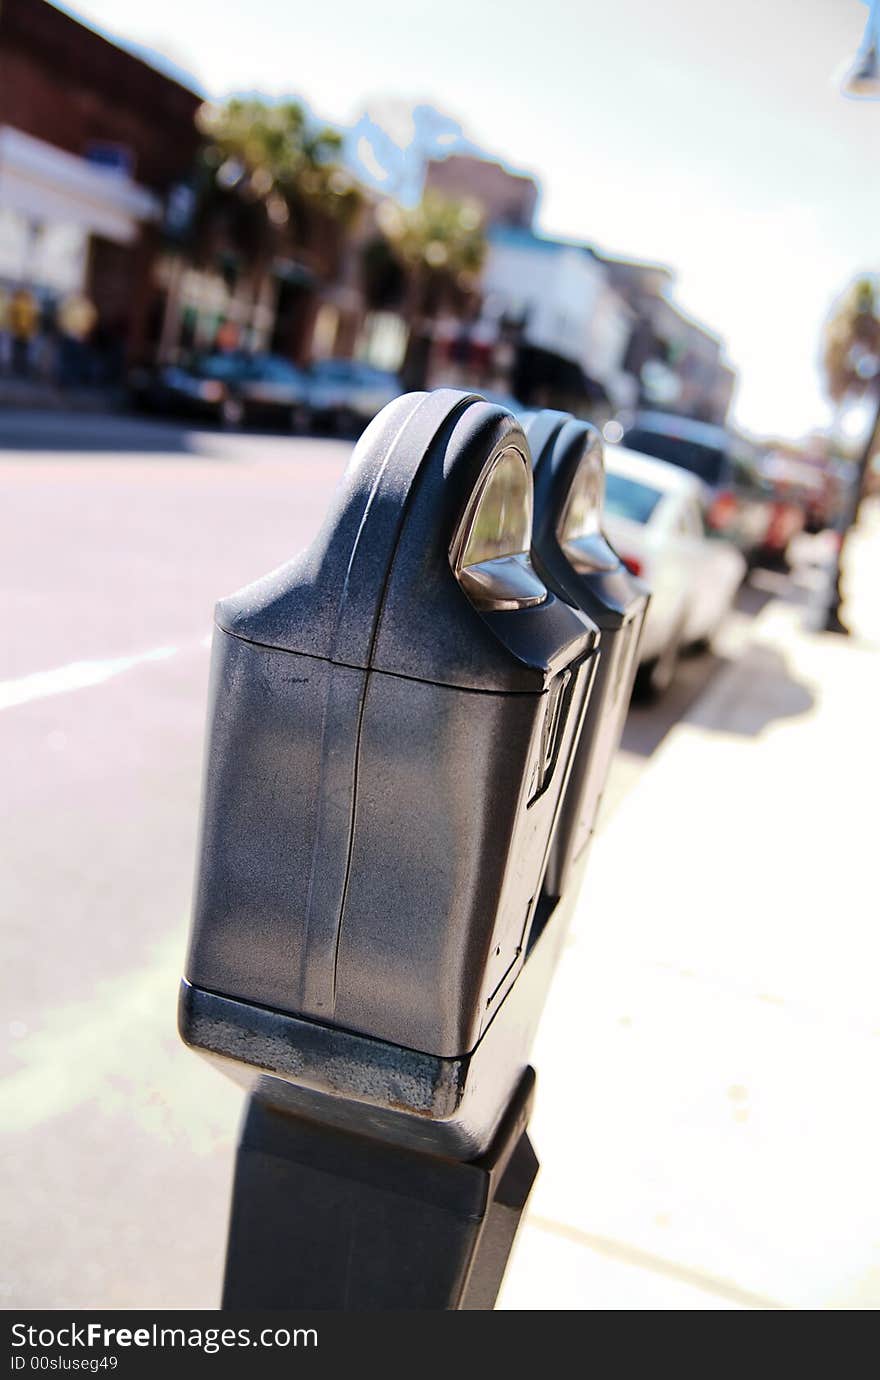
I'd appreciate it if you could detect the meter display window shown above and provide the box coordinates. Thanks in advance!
[557,454,618,574]
[451,447,546,611]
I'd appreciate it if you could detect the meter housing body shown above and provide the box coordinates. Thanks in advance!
[182,391,599,1117]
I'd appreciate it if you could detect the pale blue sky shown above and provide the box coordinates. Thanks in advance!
[64,0,878,439]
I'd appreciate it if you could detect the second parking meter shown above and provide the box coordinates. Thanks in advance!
[525,411,649,896]
[180,390,600,1169]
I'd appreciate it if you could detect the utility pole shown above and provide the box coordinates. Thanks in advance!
[824,389,880,632]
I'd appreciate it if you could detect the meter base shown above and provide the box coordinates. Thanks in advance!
[221,1068,537,1311]
[179,851,586,1162]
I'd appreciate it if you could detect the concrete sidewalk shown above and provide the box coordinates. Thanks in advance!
[499,504,880,1310]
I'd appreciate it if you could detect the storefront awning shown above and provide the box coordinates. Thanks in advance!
[514,343,611,408]
[0,125,160,244]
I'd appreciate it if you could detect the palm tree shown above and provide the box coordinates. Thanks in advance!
[196,98,363,243]
[370,191,487,387]
[161,98,363,361]
[821,276,880,631]
[823,276,880,403]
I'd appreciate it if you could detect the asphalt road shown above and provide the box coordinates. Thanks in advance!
[0,408,768,1309]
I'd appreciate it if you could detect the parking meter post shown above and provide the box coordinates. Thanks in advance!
[221,1071,537,1311]
[459,1124,541,1310]
[180,390,606,1309]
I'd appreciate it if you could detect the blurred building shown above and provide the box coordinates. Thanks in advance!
[422,154,636,417]
[0,2,740,417]
[429,232,633,418]
[600,254,737,424]
[158,201,353,369]
[424,153,538,228]
[424,169,738,424]
[0,0,201,374]
[479,226,634,415]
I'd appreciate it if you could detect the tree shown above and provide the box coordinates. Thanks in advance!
[823,276,880,404]
[196,98,363,246]
[820,275,880,631]
[159,98,364,362]
[370,191,487,387]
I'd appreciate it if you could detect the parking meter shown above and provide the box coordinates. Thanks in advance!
[180,389,600,1173]
[524,411,649,896]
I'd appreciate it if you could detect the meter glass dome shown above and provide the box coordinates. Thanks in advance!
[557,451,616,574]
[451,446,546,611]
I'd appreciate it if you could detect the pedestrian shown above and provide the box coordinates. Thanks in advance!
[36,295,59,382]
[57,291,98,388]
[9,287,39,377]
[215,318,239,353]
[0,285,11,374]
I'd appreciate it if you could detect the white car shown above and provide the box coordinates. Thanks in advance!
[603,444,747,696]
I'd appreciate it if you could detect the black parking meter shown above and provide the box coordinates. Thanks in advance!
[179,390,607,1310]
[525,411,649,896]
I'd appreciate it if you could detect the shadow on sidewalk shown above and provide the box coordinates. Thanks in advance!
[0,408,207,457]
[685,641,815,737]
[621,577,815,759]
[0,406,359,459]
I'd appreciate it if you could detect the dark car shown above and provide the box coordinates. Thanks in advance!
[621,410,774,561]
[128,352,310,430]
[230,354,311,430]
[128,353,243,423]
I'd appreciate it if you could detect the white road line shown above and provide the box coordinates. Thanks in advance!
[0,645,179,711]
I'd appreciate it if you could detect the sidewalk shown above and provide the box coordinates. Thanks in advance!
[499,503,880,1309]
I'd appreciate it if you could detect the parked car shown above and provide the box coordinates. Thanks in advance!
[128,353,243,424]
[759,451,833,540]
[229,354,311,430]
[604,445,747,697]
[306,359,402,433]
[128,352,310,429]
[621,411,773,562]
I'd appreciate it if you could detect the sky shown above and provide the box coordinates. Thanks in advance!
[62,0,879,440]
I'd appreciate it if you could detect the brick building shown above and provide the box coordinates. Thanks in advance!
[599,254,737,424]
[424,154,538,229]
[0,0,201,367]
